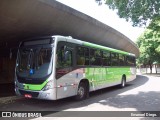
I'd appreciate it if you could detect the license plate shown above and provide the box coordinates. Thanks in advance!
[24,94,32,98]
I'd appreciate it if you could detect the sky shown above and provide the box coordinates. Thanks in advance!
[56,0,145,42]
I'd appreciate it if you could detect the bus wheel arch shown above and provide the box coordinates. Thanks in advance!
[75,79,89,100]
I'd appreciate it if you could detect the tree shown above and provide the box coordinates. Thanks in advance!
[148,16,160,33]
[103,0,160,27]
[136,28,160,73]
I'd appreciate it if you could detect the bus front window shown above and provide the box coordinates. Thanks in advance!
[16,47,53,79]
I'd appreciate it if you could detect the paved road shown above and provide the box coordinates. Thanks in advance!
[0,75,160,120]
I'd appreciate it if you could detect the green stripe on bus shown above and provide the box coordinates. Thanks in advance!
[83,42,130,55]
[24,80,48,91]
[85,67,132,86]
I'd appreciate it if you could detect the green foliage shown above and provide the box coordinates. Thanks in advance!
[105,0,160,26]
[148,17,160,32]
[136,27,160,68]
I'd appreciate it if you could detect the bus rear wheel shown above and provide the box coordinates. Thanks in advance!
[75,82,87,100]
[120,76,126,88]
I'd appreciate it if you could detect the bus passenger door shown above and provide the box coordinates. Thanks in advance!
[56,42,76,99]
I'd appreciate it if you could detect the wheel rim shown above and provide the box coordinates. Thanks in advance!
[78,86,85,98]
[122,78,125,87]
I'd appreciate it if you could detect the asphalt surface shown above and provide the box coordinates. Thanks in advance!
[0,74,160,120]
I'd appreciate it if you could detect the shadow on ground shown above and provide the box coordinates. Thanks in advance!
[98,91,160,111]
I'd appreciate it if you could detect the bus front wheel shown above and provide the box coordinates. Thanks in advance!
[75,82,87,100]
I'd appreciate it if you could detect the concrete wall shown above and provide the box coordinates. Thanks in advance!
[0,57,16,84]
[0,0,139,57]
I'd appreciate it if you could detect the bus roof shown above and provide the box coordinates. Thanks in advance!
[20,35,135,57]
[83,41,135,56]
[58,36,135,57]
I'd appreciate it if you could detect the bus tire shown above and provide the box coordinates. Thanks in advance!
[120,76,126,88]
[75,82,87,100]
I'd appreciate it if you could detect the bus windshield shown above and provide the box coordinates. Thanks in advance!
[16,47,53,79]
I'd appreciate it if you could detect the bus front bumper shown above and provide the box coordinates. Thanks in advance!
[15,87,57,100]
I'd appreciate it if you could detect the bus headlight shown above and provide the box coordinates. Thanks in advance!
[42,81,53,91]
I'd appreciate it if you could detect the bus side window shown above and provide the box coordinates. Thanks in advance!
[119,54,125,66]
[77,46,89,66]
[126,56,135,66]
[111,53,119,66]
[57,46,72,68]
[102,51,111,66]
[77,47,84,65]
[90,49,102,66]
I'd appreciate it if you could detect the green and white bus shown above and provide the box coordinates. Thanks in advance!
[15,35,136,100]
